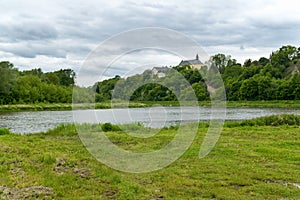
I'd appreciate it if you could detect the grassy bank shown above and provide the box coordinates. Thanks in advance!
[225,100,300,108]
[0,102,147,113]
[0,103,73,112]
[0,100,300,113]
[131,100,300,108]
[0,116,299,199]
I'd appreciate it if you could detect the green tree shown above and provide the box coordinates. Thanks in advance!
[239,77,259,100]
[95,75,121,101]
[271,45,298,67]
[226,80,241,101]
[44,69,75,86]
[44,72,60,85]
[56,69,75,86]
[222,65,243,81]
[12,75,43,103]
[276,79,293,100]
[21,68,43,78]
[258,57,270,66]
[290,73,300,99]
[0,61,18,104]
[209,54,236,74]
[192,82,208,101]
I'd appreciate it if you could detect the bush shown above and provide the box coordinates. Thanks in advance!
[101,123,121,132]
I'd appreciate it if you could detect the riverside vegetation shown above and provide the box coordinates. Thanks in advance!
[0,45,300,107]
[0,45,300,199]
[0,115,299,199]
[1,100,300,113]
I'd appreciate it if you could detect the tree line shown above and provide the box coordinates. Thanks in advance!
[221,45,300,100]
[0,62,75,104]
[94,45,300,102]
[94,66,208,102]
[1,45,300,105]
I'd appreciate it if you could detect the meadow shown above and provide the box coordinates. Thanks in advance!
[0,115,299,199]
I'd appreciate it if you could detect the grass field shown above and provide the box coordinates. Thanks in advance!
[0,116,299,199]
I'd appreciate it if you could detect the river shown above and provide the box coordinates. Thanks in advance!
[0,107,299,134]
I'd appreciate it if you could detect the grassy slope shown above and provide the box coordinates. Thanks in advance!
[0,123,299,199]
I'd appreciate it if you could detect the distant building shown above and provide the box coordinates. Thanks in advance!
[152,66,169,78]
[178,54,205,69]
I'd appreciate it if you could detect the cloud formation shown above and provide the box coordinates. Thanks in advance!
[0,0,299,84]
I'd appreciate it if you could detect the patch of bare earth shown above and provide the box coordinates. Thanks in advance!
[0,186,53,200]
[54,158,91,178]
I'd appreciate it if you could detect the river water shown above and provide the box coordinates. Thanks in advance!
[0,107,299,134]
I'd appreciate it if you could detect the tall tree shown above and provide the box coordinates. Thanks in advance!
[0,61,18,104]
[209,54,236,74]
[271,45,298,67]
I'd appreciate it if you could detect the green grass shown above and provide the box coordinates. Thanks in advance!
[0,101,151,113]
[1,100,300,112]
[0,103,73,112]
[225,100,300,108]
[225,114,300,127]
[0,128,10,135]
[0,117,299,199]
[131,100,300,108]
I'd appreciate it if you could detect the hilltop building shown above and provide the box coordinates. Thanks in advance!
[178,54,204,69]
[152,66,169,78]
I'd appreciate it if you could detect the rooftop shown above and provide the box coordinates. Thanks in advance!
[178,54,203,66]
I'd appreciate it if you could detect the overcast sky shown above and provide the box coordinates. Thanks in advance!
[1,0,300,85]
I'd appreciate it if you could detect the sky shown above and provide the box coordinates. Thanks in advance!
[1,0,300,85]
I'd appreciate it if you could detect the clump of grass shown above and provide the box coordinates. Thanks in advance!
[119,122,145,131]
[39,154,56,165]
[101,123,122,132]
[240,114,300,126]
[0,128,10,135]
[43,124,77,136]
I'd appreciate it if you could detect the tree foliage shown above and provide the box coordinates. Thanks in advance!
[0,62,75,104]
[92,46,300,102]
[1,45,300,104]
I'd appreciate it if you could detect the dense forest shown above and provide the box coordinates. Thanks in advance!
[94,45,300,101]
[1,45,300,105]
[0,63,75,104]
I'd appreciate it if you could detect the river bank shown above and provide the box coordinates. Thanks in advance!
[0,102,146,112]
[1,107,300,134]
[0,115,299,199]
[0,100,300,113]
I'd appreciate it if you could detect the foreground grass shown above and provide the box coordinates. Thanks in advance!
[0,121,299,199]
[1,100,300,112]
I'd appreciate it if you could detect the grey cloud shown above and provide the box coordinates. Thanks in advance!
[2,42,67,58]
[0,0,300,79]
[0,22,58,42]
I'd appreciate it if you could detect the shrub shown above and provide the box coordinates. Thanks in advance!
[101,123,121,132]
